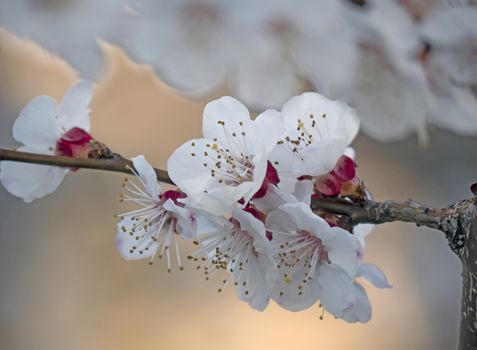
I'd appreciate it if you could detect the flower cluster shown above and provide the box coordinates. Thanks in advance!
[0,81,389,322]
[1,1,477,141]
[116,93,390,322]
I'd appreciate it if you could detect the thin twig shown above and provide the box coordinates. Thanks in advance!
[0,148,172,184]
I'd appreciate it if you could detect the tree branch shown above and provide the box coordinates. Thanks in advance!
[0,148,465,232]
[0,148,172,184]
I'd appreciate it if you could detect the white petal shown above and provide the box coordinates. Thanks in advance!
[131,155,161,200]
[168,138,217,194]
[353,223,375,248]
[202,96,257,156]
[275,202,331,236]
[234,255,272,311]
[247,149,269,201]
[359,263,392,289]
[163,199,196,240]
[293,179,314,205]
[254,109,284,154]
[253,185,297,214]
[316,264,356,317]
[341,282,372,323]
[344,147,355,159]
[324,227,359,278]
[58,80,93,132]
[272,265,321,312]
[12,96,61,148]
[296,138,348,176]
[189,182,255,216]
[282,92,360,146]
[0,146,67,203]
[233,208,273,257]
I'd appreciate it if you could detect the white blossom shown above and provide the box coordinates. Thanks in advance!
[421,6,477,135]
[123,0,239,93]
[167,96,283,215]
[329,0,433,142]
[266,202,389,322]
[191,207,277,311]
[0,80,93,203]
[269,92,359,188]
[266,203,361,316]
[115,155,203,271]
[0,0,128,78]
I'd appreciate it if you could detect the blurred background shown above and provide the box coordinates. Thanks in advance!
[1,7,477,350]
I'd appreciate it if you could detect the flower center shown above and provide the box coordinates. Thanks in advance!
[191,217,257,294]
[274,114,331,163]
[190,138,255,188]
[118,177,184,272]
[56,127,93,158]
[278,229,330,292]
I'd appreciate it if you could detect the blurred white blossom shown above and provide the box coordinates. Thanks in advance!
[0,0,129,78]
[2,0,477,141]
[421,5,477,135]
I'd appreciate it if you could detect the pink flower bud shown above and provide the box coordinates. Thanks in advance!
[314,173,341,196]
[332,155,356,182]
[56,127,93,158]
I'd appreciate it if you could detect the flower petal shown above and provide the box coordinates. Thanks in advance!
[253,185,297,214]
[359,263,392,289]
[353,223,375,248]
[341,282,372,323]
[293,179,314,205]
[131,155,161,201]
[0,146,68,203]
[296,138,349,176]
[58,80,93,132]
[162,199,197,240]
[254,109,284,154]
[275,202,331,236]
[12,96,61,148]
[282,92,360,146]
[271,264,321,312]
[316,263,356,317]
[202,96,257,156]
[324,227,359,278]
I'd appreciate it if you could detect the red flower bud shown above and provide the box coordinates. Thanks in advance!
[56,127,93,158]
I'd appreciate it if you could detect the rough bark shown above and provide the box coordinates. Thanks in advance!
[441,198,477,350]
